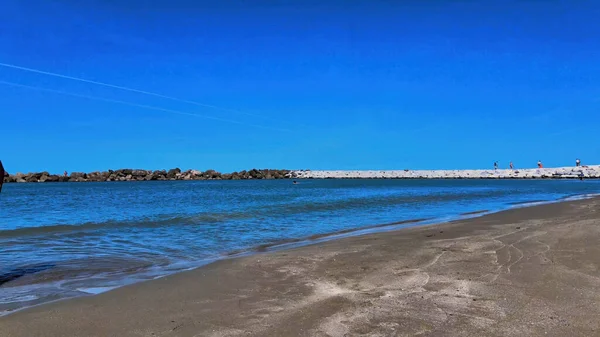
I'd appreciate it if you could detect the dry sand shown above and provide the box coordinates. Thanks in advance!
[2,198,600,336]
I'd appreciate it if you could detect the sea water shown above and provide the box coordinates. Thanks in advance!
[1,179,599,314]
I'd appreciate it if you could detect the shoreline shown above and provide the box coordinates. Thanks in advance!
[1,192,598,318]
[239,191,598,255]
[3,195,600,335]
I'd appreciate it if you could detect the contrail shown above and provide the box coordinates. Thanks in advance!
[0,62,284,123]
[0,80,292,133]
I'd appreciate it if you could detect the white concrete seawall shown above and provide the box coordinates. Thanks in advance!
[291,165,600,179]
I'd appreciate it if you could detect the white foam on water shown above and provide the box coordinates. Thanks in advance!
[563,193,600,201]
[0,294,39,304]
[509,193,600,210]
[76,286,119,295]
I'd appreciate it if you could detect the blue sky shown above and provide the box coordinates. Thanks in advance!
[1,0,599,173]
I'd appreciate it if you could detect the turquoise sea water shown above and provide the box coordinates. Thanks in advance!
[1,179,599,314]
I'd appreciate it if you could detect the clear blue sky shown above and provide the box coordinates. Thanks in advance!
[1,0,598,173]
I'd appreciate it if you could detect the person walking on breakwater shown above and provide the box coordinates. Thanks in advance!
[494,161,498,170]
[576,158,581,167]
[537,160,543,168]
[510,162,514,170]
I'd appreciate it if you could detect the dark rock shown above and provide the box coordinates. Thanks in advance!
[118,169,133,176]
[87,171,109,182]
[153,169,166,176]
[132,169,148,177]
[203,169,220,179]
[43,175,60,183]
[167,168,181,179]
[248,169,262,179]
[70,172,87,180]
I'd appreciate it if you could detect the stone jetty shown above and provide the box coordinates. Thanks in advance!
[290,165,600,179]
[3,165,600,183]
[2,168,291,183]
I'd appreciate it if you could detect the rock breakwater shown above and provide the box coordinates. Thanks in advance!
[4,166,600,183]
[290,165,600,179]
[3,168,292,183]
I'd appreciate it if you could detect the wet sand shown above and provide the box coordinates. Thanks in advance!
[2,198,600,336]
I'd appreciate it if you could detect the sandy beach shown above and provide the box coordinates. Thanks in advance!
[2,197,600,336]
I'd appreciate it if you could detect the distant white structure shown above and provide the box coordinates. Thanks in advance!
[290,165,600,179]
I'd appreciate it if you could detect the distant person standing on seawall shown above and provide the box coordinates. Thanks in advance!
[576,158,581,167]
[537,160,543,168]
[509,162,514,169]
[494,161,498,170]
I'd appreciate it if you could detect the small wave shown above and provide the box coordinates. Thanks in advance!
[561,193,600,201]
[0,264,55,286]
[220,218,430,256]
[0,294,38,305]
[252,189,516,217]
[460,210,489,216]
[508,199,549,205]
[0,212,256,238]
[507,193,600,210]
[0,190,514,239]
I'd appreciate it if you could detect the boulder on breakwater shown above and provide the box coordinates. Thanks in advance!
[3,169,292,183]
